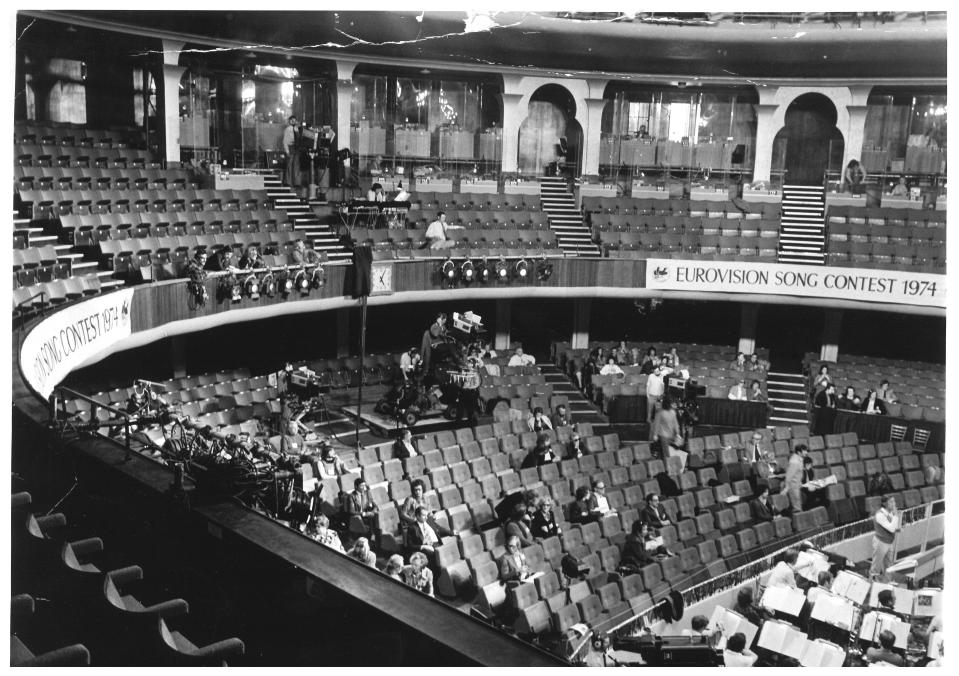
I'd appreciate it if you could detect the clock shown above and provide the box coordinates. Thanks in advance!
[370,262,394,295]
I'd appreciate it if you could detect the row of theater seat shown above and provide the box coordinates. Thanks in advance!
[590,215,779,233]
[407,209,550,227]
[806,354,944,410]
[600,234,780,259]
[15,166,187,190]
[13,276,106,312]
[582,196,781,219]
[12,492,244,665]
[825,242,945,272]
[350,226,559,247]
[555,341,769,372]
[18,188,272,220]
[15,122,146,147]
[826,204,947,227]
[13,259,73,290]
[411,191,542,211]
[828,222,946,245]
[60,209,295,247]
[15,144,155,167]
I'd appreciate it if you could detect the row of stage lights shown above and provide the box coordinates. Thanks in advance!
[203,266,327,304]
[440,256,553,288]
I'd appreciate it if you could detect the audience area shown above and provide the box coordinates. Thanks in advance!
[826,205,946,272]
[583,196,781,260]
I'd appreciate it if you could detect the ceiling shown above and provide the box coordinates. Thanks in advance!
[20,10,948,83]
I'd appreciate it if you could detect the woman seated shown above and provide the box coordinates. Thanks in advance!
[402,551,434,596]
[620,521,665,572]
[498,535,531,585]
[861,389,887,415]
[306,514,345,553]
[504,503,535,548]
[347,536,377,567]
[529,497,561,539]
[384,554,405,581]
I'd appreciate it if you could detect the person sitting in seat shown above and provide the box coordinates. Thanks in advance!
[347,536,377,567]
[392,427,418,459]
[750,486,778,523]
[729,352,747,372]
[748,379,766,403]
[400,480,452,536]
[424,211,462,249]
[504,503,535,548]
[405,505,441,565]
[568,485,600,524]
[861,389,887,415]
[877,379,897,404]
[499,535,531,586]
[732,587,767,627]
[640,493,671,530]
[767,548,799,588]
[315,442,346,478]
[344,477,379,543]
[307,514,345,553]
[600,356,624,376]
[384,554,405,581]
[520,433,557,468]
[865,630,906,667]
[566,432,589,459]
[507,347,536,367]
[403,551,434,596]
[529,497,561,539]
[553,404,570,428]
[527,407,553,432]
[837,386,858,410]
[728,378,748,401]
[723,632,758,667]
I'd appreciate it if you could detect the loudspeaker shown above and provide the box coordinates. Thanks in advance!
[731,144,746,164]
[351,245,372,298]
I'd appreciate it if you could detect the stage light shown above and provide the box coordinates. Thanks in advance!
[276,269,294,296]
[311,265,326,288]
[537,256,553,282]
[461,259,475,284]
[295,269,310,295]
[441,258,458,287]
[514,257,530,280]
[243,273,260,299]
[475,259,490,284]
[261,272,277,298]
[494,258,509,282]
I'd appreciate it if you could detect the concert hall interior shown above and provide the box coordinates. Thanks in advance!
[9,9,948,668]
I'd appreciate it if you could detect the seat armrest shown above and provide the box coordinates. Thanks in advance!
[107,564,144,586]
[193,637,245,661]
[69,536,104,557]
[143,598,190,618]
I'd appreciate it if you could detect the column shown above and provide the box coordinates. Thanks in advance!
[494,299,512,352]
[571,298,591,350]
[581,98,607,177]
[336,308,352,358]
[843,104,869,173]
[751,103,780,184]
[500,93,525,174]
[820,309,842,363]
[158,40,185,165]
[171,335,188,378]
[738,303,759,356]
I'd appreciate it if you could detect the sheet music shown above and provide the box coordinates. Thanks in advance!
[761,585,806,617]
[868,582,915,616]
[912,588,942,617]
[707,606,759,648]
[810,591,856,630]
[799,639,846,667]
[795,550,831,583]
[858,611,910,649]
[757,620,806,660]
[927,631,944,659]
[831,569,871,605]
[644,536,664,552]
[802,474,838,490]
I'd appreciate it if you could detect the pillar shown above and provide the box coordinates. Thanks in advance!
[500,93,525,174]
[334,60,358,158]
[580,98,607,177]
[843,104,869,173]
[820,309,842,363]
[158,40,185,165]
[738,303,759,356]
[336,308,351,358]
[171,335,188,378]
[751,103,780,184]
[571,298,591,350]
[494,299,512,352]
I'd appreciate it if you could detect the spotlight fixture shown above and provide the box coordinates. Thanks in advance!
[494,257,509,283]
[281,270,295,296]
[311,265,326,288]
[537,256,553,282]
[441,258,458,287]
[514,257,530,280]
[460,259,475,284]
[261,272,277,298]
[295,269,310,295]
[475,259,490,284]
[243,273,260,299]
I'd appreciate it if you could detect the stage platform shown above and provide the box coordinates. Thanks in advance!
[340,405,463,438]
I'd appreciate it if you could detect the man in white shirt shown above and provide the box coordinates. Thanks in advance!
[728,377,748,401]
[425,211,462,249]
[723,632,758,667]
[645,366,665,423]
[869,495,900,581]
[767,548,799,588]
[399,347,420,380]
[283,115,299,187]
[393,182,410,202]
[508,347,536,367]
[599,357,624,376]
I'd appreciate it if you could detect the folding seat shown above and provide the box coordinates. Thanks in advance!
[734,526,757,553]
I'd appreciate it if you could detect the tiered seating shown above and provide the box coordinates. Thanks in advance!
[411,191,543,212]
[15,166,181,191]
[826,205,947,272]
[583,196,781,260]
[12,491,244,665]
[348,225,561,261]
[15,121,147,149]
[805,353,945,420]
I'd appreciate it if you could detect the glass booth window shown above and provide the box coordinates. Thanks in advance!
[863,91,946,174]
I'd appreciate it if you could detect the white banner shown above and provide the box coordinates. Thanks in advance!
[20,288,136,398]
[645,259,945,308]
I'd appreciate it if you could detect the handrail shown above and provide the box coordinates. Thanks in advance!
[51,385,137,455]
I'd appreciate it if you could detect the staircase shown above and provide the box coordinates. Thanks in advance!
[777,184,826,265]
[765,371,810,427]
[539,177,601,257]
[538,363,608,427]
[263,174,351,262]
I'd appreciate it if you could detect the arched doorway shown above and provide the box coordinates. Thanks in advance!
[518,84,582,176]
[772,93,844,185]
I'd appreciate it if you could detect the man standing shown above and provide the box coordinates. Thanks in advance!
[650,397,681,459]
[869,495,900,581]
[283,115,300,188]
[645,365,665,423]
[781,444,807,513]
